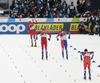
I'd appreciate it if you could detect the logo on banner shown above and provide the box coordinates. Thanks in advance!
[0,24,25,33]
[34,23,64,31]
[70,23,96,32]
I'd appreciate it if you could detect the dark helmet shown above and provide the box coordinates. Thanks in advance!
[84,49,88,51]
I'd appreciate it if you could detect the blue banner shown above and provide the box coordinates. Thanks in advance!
[0,22,28,34]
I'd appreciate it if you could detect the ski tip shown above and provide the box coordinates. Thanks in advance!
[92,60,96,63]
[70,45,72,47]
[98,65,100,67]
[74,48,77,50]
[78,51,80,53]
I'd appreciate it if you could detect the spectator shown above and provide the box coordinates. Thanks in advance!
[70,2,76,17]
[62,0,67,13]
[77,0,86,13]
[49,0,55,9]
[63,13,67,18]
[66,5,71,18]
[86,2,92,12]
[86,13,91,29]
[90,14,96,35]
[78,22,87,34]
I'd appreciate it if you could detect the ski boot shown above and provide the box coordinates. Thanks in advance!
[89,70,91,80]
[84,76,86,80]
[62,52,64,58]
[84,71,86,80]
[89,75,91,80]
[46,52,48,60]
[31,44,33,47]
[42,54,44,60]
[34,43,37,47]
[66,54,68,59]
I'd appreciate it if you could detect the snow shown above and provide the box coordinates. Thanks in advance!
[0,34,100,83]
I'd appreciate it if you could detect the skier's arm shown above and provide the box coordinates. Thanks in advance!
[56,32,62,40]
[27,23,30,33]
[36,31,41,35]
[47,32,51,41]
[90,51,94,59]
[66,31,70,39]
[80,52,83,61]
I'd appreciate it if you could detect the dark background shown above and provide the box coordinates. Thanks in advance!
[91,0,100,10]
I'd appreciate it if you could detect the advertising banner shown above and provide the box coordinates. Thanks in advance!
[0,22,96,34]
[0,22,64,34]
[69,23,96,33]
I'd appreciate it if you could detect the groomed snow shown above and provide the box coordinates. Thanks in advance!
[0,34,100,83]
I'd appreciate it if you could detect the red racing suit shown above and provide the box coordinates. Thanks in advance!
[27,21,38,39]
[36,29,51,49]
[80,51,94,70]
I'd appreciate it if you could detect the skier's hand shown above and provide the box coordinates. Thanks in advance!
[48,38,51,41]
[28,31,30,34]
[36,35,38,40]
[57,38,59,41]
[91,56,93,59]
[81,57,82,61]
[68,36,70,39]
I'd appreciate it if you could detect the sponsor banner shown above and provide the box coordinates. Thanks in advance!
[0,22,27,34]
[0,22,96,34]
[0,18,88,22]
[54,18,73,22]
[0,19,8,22]
[15,18,47,22]
[0,22,64,34]
[70,23,96,33]
[35,23,64,31]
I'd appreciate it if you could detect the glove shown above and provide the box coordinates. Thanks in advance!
[48,38,51,41]
[36,35,38,40]
[80,56,82,61]
[57,38,59,41]
[28,31,30,34]
[91,56,93,59]
[68,36,70,39]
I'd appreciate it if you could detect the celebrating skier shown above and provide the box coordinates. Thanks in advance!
[27,19,38,47]
[56,29,70,59]
[80,49,94,80]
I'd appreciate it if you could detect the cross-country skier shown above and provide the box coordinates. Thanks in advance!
[80,49,94,80]
[27,19,38,47]
[56,30,70,59]
[36,28,51,60]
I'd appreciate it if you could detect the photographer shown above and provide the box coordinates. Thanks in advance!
[90,15,96,35]
[78,22,87,34]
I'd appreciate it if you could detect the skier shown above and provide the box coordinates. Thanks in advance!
[80,49,94,80]
[27,19,38,47]
[56,30,70,59]
[36,28,51,60]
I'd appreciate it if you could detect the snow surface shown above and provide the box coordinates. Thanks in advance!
[0,34,100,83]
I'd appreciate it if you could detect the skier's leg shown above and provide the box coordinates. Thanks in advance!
[84,60,87,79]
[61,40,64,58]
[33,32,37,47]
[41,38,44,60]
[30,32,33,46]
[45,38,48,60]
[64,40,68,59]
[88,59,91,79]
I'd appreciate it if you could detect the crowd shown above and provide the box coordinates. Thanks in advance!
[9,0,86,18]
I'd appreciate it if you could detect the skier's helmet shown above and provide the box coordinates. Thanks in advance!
[42,28,45,31]
[84,49,88,52]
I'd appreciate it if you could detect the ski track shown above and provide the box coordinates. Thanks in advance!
[0,34,100,83]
